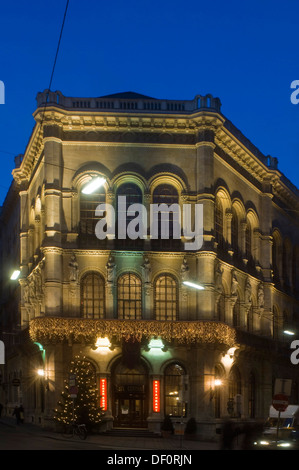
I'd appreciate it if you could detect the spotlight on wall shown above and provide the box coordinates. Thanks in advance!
[81,176,106,194]
[284,330,295,336]
[10,270,20,280]
[37,368,45,377]
[94,337,111,353]
[183,281,204,290]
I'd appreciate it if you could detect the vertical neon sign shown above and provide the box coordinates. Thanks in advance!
[153,380,160,412]
[100,378,107,411]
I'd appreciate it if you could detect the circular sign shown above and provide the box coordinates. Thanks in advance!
[272,394,289,412]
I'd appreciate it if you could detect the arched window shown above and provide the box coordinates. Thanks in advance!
[152,184,180,250]
[231,208,238,253]
[164,363,186,417]
[245,220,251,259]
[272,231,282,286]
[282,239,292,290]
[228,367,241,417]
[117,273,142,319]
[80,272,105,319]
[80,184,106,246]
[116,182,143,249]
[215,196,224,245]
[154,274,178,321]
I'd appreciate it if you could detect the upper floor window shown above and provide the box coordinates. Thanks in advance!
[215,197,224,244]
[154,274,178,321]
[245,220,252,259]
[80,272,105,319]
[116,183,143,249]
[80,186,106,245]
[152,184,180,250]
[231,208,238,252]
[117,273,142,319]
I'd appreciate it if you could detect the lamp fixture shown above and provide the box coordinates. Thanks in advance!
[81,176,106,194]
[10,270,20,280]
[183,281,204,290]
[284,330,295,336]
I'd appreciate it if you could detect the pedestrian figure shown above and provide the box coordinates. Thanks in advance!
[19,404,24,423]
[12,405,21,424]
[0,403,3,418]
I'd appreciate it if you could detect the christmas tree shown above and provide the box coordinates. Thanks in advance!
[54,355,104,430]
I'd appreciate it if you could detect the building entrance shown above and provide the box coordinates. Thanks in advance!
[112,361,148,428]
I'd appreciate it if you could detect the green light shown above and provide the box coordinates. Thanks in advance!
[149,338,164,349]
[34,342,45,362]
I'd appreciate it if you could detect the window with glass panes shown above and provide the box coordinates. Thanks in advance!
[164,363,186,417]
[117,273,142,319]
[80,272,105,319]
[215,197,224,243]
[116,183,143,248]
[154,274,178,321]
[80,187,106,238]
[152,184,180,249]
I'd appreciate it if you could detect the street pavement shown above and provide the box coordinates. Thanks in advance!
[0,416,224,451]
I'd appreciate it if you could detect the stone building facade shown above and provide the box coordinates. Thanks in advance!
[1,90,299,437]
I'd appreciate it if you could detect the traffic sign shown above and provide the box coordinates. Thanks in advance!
[272,393,289,412]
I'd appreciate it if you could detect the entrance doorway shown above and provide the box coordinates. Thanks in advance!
[112,361,148,428]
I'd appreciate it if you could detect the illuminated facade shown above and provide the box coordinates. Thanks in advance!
[1,90,299,438]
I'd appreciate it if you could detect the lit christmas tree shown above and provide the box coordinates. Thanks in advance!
[54,355,104,430]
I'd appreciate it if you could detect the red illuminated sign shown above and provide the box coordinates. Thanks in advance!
[100,378,107,411]
[153,380,160,412]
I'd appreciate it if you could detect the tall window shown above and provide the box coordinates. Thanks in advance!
[155,274,178,321]
[164,363,186,417]
[245,220,251,259]
[272,232,282,286]
[116,183,143,249]
[80,186,106,246]
[81,272,105,319]
[152,184,180,250]
[117,273,142,319]
[231,208,238,252]
[228,367,241,417]
[215,197,224,244]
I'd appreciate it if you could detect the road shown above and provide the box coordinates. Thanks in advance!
[0,422,105,450]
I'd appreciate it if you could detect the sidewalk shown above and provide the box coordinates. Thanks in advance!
[0,416,223,450]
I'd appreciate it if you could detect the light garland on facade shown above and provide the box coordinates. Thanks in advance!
[29,317,236,347]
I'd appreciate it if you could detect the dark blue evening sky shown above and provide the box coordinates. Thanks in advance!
[0,0,299,205]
